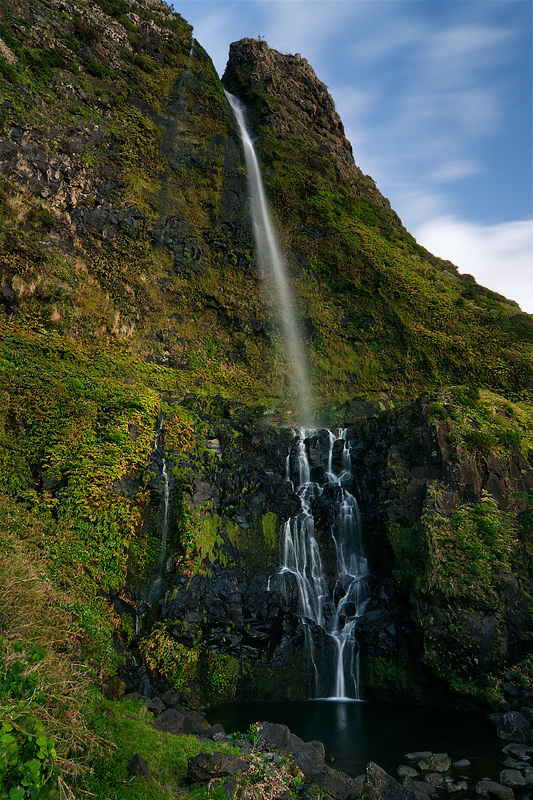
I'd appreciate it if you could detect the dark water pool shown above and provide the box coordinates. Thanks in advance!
[208,700,504,781]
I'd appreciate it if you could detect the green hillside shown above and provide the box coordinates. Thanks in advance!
[0,1,532,797]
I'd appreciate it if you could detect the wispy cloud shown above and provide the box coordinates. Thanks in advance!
[176,0,532,314]
[413,216,533,314]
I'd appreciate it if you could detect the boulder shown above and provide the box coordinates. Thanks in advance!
[146,696,166,715]
[500,769,526,789]
[408,780,437,797]
[447,781,468,793]
[288,733,326,779]
[475,780,514,799]
[187,752,250,784]
[417,753,451,773]
[316,765,364,800]
[502,743,532,759]
[398,766,420,779]
[424,773,445,788]
[452,758,471,768]
[128,753,151,780]
[403,777,433,800]
[257,721,292,751]
[405,752,433,765]
[206,722,227,740]
[152,707,207,736]
[522,765,533,789]
[364,762,405,800]
[496,711,531,742]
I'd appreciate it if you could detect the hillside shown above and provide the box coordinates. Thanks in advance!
[0,0,532,797]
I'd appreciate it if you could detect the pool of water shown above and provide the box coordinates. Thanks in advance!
[208,700,504,781]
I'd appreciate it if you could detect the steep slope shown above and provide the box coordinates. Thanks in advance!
[1,3,533,797]
[223,39,533,404]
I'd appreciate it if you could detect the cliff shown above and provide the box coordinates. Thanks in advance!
[0,1,532,797]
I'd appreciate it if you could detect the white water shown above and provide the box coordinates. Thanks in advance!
[225,91,313,426]
[280,429,369,699]
[149,415,170,602]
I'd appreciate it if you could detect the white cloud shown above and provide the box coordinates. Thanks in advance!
[428,159,482,183]
[413,216,533,314]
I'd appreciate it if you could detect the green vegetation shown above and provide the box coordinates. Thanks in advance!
[1,0,533,793]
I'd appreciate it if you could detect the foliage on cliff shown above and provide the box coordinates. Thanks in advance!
[1,0,533,793]
[223,39,533,404]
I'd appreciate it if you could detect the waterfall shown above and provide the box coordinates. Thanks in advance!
[225,91,313,426]
[280,429,370,699]
[149,415,170,602]
[188,37,196,64]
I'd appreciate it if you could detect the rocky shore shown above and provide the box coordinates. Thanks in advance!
[108,671,533,800]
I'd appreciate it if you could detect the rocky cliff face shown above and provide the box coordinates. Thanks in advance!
[1,0,532,720]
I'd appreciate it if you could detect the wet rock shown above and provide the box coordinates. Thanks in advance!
[187,752,250,784]
[316,765,364,800]
[424,773,445,788]
[475,780,514,799]
[522,765,533,789]
[257,721,291,751]
[402,777,432,800]
[398,765,420,779]
[417,754,451,773]
[447,781,468,793]
[408,780,437,798]
[364,762,405,800]
[502,743,533,760]
[128,753,151,780]
[288,733,326,779]
[122,691,141,702]
[257,722,326,781]
[405,752,433,765]
[497,711,531,742]
[452,758,471,768]
[503,757,529,769]
[500,769,527,789]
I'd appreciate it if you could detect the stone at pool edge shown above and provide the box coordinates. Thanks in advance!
[398,765,420,779]
[499,769,526,789]
[495,711,531,742]
[417,754,452,773]
[502,742,533,760]
[452,758,471,769]
[475,780,514,799]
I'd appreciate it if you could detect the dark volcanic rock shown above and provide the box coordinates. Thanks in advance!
[128,753,151,781]
[152,707,207,737]
[187,752,249,784]
[496,711,531,742]
[364,762,406,800]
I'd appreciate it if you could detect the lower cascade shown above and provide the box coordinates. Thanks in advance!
[279,429,370,700]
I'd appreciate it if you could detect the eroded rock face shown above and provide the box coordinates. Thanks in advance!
[223,38,401,220]
[346,396,533,701]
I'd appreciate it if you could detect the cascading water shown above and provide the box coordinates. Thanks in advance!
[225,91,313,426]
[149,415,170,603]
[226,92,369,698]
[280,429,370,699]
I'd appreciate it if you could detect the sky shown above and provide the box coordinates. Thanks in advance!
[175,0,533,314]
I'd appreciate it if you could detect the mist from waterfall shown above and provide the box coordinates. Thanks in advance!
[225,91,313,426]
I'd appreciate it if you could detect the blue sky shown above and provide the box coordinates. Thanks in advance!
[175,0,533,313]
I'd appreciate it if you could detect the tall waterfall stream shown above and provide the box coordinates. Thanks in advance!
[226,92,370,699]
[225,91,313,426]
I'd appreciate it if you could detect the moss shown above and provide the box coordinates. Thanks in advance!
[204,652,240,705]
